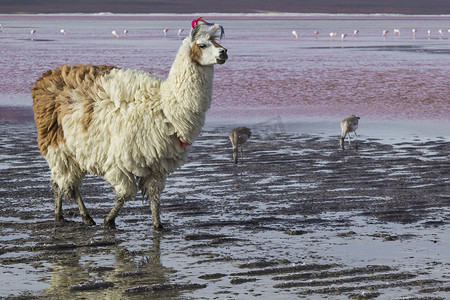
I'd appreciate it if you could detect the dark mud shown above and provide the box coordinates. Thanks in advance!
[0,119,449,299]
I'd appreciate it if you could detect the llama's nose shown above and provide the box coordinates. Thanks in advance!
[220,48,228,60]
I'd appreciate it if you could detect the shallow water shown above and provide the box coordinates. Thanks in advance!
[1,120,449,299]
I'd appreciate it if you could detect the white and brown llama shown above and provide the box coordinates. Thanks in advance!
[340,115,360,150]
[32,21,228,230]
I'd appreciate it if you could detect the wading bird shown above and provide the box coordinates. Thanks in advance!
[229,127,252,164]
[340,115,360,150]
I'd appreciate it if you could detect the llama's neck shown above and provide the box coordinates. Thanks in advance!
[160,40,214,143]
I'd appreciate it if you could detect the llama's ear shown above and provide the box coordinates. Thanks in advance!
[190,23,224,41]
[190,25,201,41]
[206,24,225,39]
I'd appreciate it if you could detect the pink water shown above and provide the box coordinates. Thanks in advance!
[0,14,449,124]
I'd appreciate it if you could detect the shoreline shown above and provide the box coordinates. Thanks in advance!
[1,106,449,144]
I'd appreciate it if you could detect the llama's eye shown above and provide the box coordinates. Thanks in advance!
[198,44,207,49]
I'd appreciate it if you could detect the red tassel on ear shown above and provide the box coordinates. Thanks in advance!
[191,17,203,28]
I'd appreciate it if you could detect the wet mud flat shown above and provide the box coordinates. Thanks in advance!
[0,120,449,299]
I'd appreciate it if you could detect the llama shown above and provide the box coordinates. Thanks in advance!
[32,21,228,230]
[229,127,252,164]
[340,115,360,150]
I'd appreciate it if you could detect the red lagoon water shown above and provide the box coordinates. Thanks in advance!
[0,14,449,122]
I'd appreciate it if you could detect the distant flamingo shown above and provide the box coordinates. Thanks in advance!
[314,30,319,37]
[329,32,337,39]
[163,28,168,37]
[428,30,431,39]
[412,28,417,38]
[382,30,389,38]
[30,29,36,40]
[60,29,66,36]
[341,33,347,41]
[177,28,184,37]
[438,29,443,37]
[111,30,119,38]
[292,30,298,40]
[393,29,400,36]
[353,29,359,37]
[123,29,128,35]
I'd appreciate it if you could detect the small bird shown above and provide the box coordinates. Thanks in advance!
[340,115,360,150]
[112,30,119,38]
[163,28,168,37]
[123,29,128,35]
[393,29,400,36]
[382,30,389,38]
[412,28,417,38]
[177,28,184,37]
[30,29,36,40]
[341,33,347,41]
[329,32,337,38]
[229,127,252,164]
[353,29,359,37]
[60,29,66,36]
[292,30,298,40]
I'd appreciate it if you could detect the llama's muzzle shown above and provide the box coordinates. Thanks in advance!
[217,48,228,64]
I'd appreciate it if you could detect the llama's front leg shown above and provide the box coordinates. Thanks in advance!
[140,174,166,230]
[103,172,136,229]
[71,187,95,226]
[104,196,128,229]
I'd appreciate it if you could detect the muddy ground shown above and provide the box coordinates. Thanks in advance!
[0,118,449,299]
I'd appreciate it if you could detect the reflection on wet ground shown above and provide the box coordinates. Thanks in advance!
[0,120,449,299]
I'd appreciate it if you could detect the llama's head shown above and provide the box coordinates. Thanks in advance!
[189,23,228,66]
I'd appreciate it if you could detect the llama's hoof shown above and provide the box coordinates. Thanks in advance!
[55,215,66,223]
[104,219,116,230]
[82,215,96,226]
[153,223,165,231]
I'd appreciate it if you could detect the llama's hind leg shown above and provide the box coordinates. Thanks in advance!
[354,131,358,149]
[52,182,65,222]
